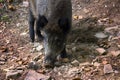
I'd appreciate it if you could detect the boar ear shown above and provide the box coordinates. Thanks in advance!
[58,18,70,34]
[37,15,48,28]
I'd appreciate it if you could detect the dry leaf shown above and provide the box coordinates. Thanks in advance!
[73,15,79,20]
[96,48,106,55]
[8,5,16,11]
[109,50,120,57]
[0,46,7,53]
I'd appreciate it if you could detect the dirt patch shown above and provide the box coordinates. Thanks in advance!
[0,0,120,80]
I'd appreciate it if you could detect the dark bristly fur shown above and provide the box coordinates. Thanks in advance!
[29,0,72,68]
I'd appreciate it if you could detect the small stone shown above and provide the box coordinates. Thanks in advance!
[33,42,40,47]
[93,62,101,67]
[83,8,89,13]
[94,32,108,39]
[30,48,36,53]
[78,15,83,19]
[103,64,113,74]
[96,48,106,55]
[72,47,77,52]
[118,45,120,48]
[20,32,27,36]
[114,70,119,74]
[16,23,20,27]
[6,70,23,79]
[54,61,62,67]
[68,67,80,77]
[71,60,79,66]
[36,45,43,51]
[22,1,29,7]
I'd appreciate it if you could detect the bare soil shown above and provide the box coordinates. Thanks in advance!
[0,0,120,80]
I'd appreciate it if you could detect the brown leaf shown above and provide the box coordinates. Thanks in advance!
[0,46,8,53]
[102,60,108,65]
[18,61,23,65]
[73,77,81,80]
[73,15,79,20]
[102,58,108,65]
[93,62,101,67]
[6,70,23,79]
[96,48,106,55]
[8,5,16,11]
[8,46,14,52]
[109,50,120,57]
[7,0,13,3]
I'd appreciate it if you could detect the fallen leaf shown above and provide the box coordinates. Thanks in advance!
[83,8,89,13]
[72,77,81,80]
[6,70,23,79]
[93,62,101,67]
[79,62,91,66]
[96,48,106,55]
[0,61,5,65]
[20,32,27,36]
[68,67,80,76]
[36,45,43,52]
[109,50,120,57]
[7,0,13,3]
[105,26,118,32]
[73,15,79,20]
[84,67,91,72]
[0,46,8,53]
[102,58,108,65]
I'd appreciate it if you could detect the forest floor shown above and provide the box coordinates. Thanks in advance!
[0,0,120,80]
